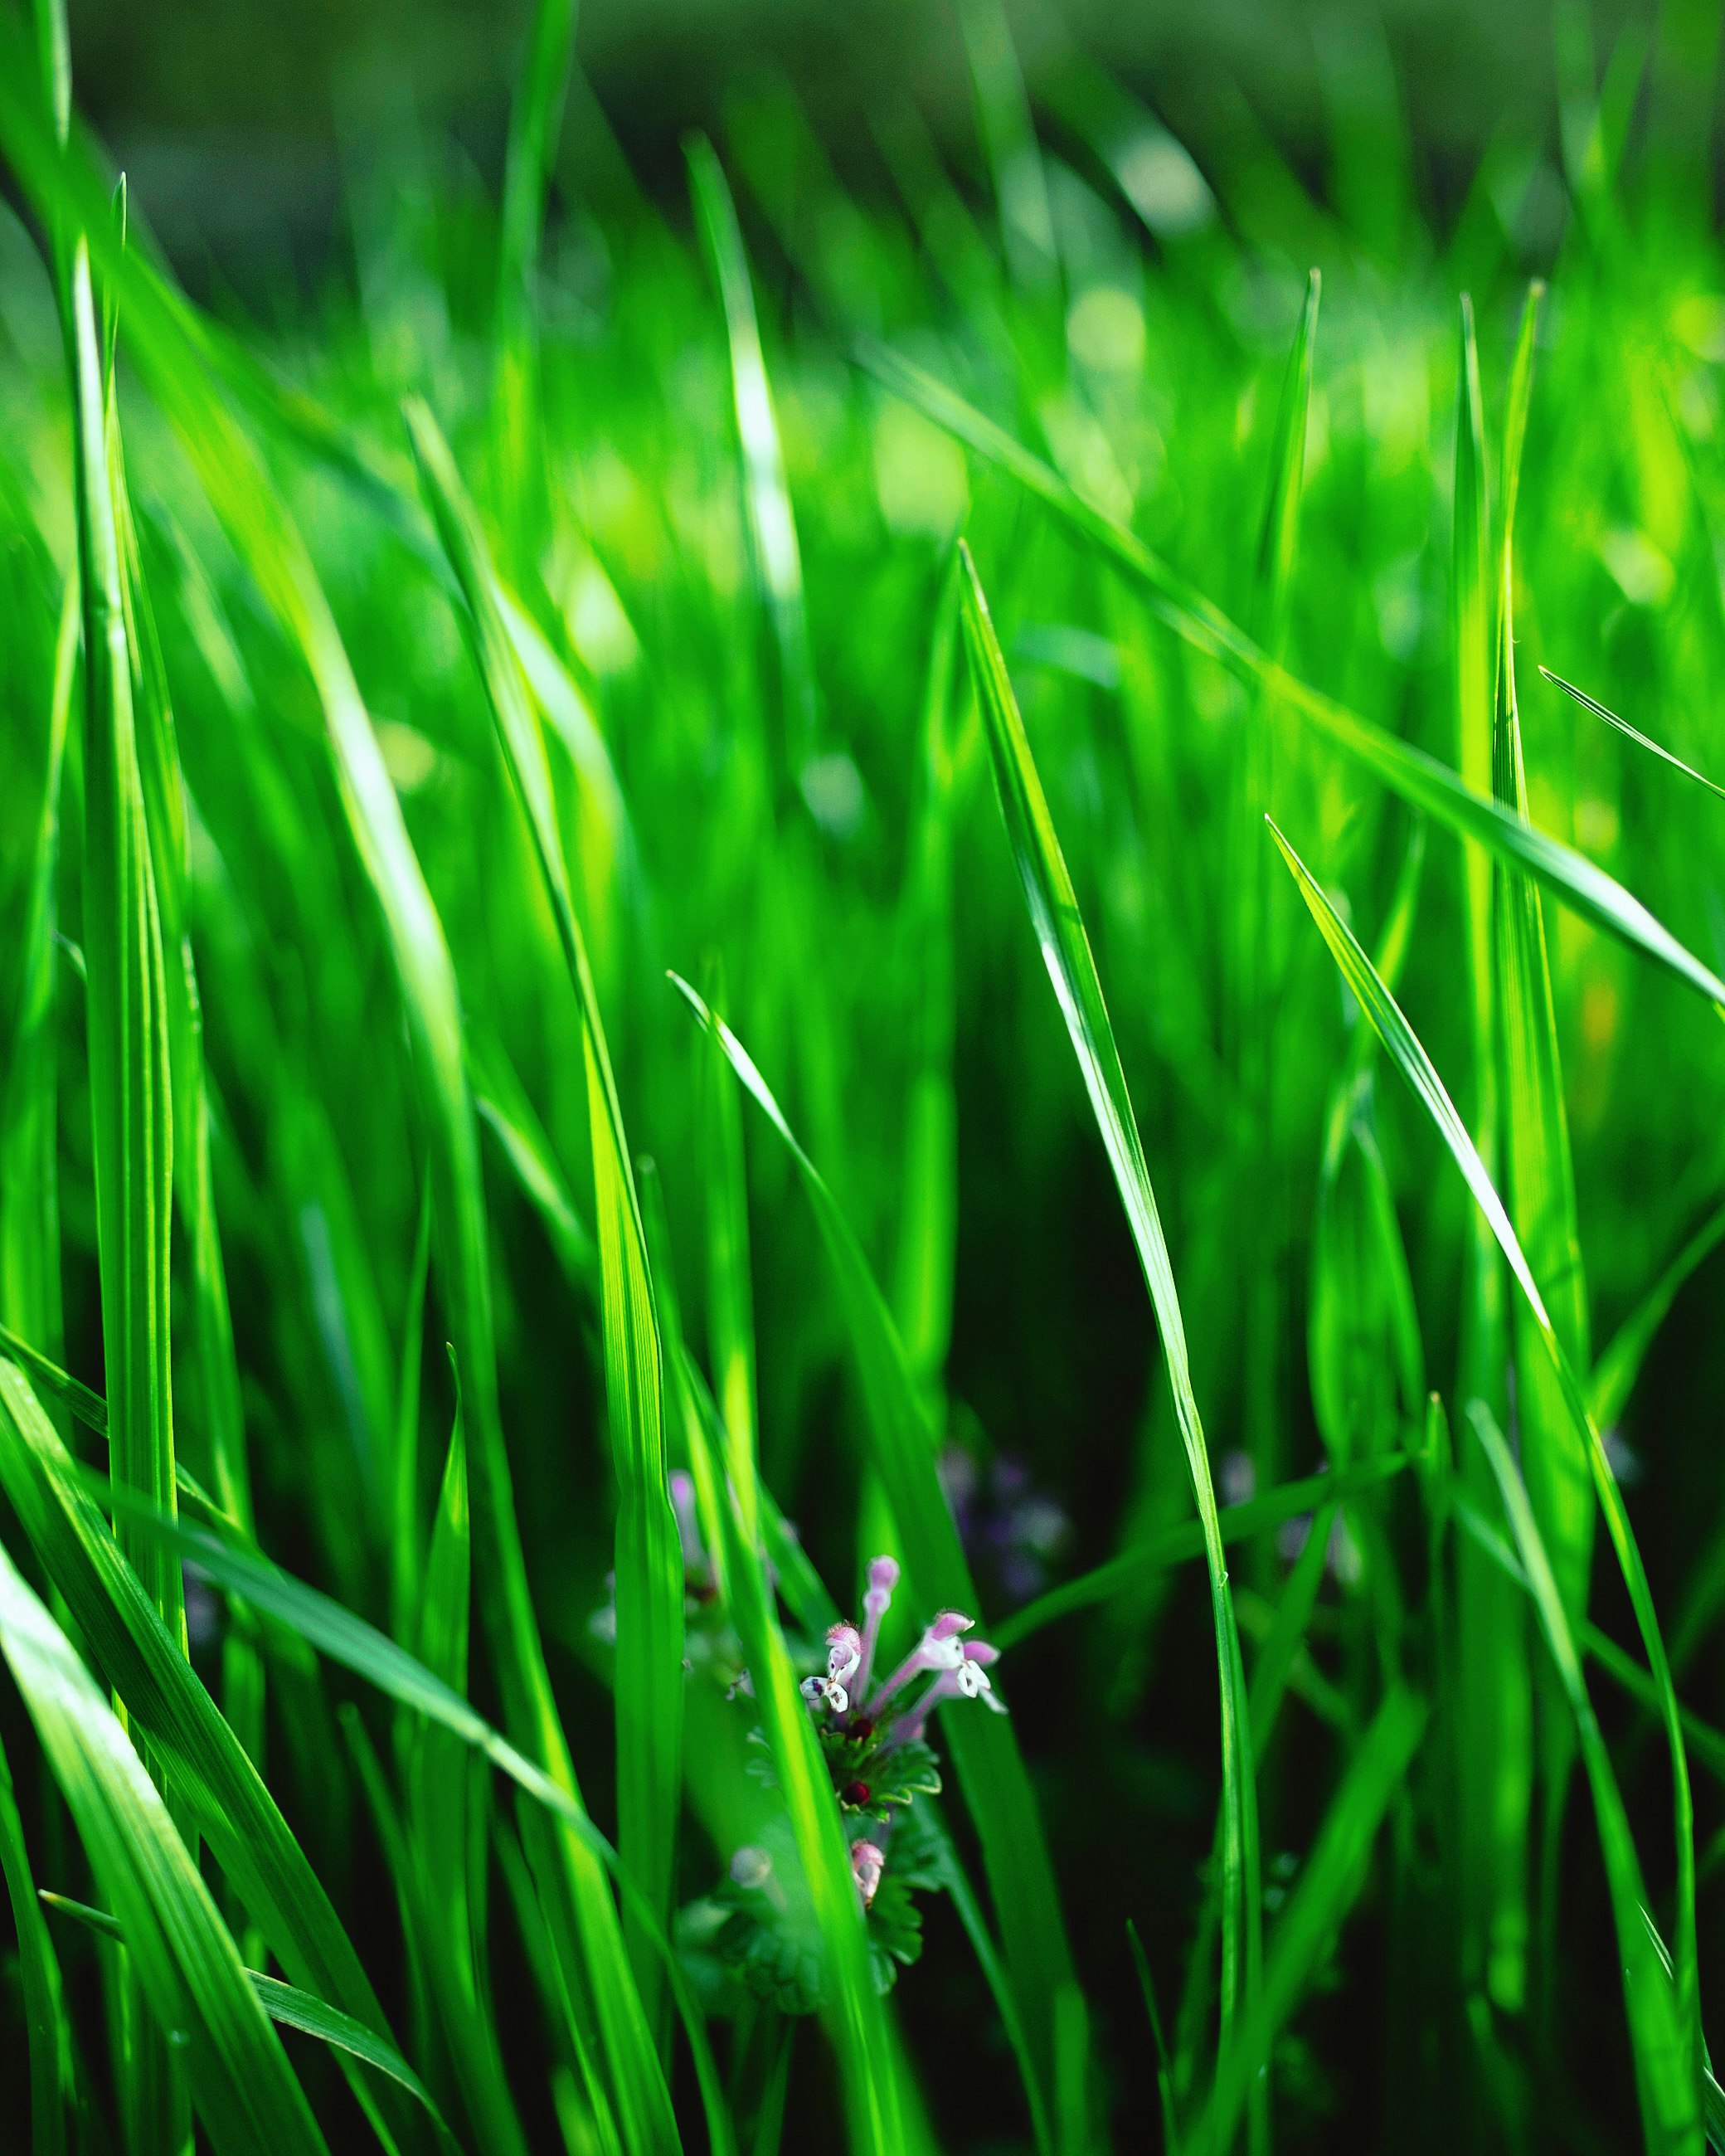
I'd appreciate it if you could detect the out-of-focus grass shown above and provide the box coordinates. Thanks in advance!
[5,0,1725,2149]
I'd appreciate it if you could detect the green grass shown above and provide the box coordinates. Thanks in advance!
[4,0,1725,2149]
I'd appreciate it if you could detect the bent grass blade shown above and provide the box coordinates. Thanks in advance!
[959,543,1260,2094]
[1270,818,1703,2138]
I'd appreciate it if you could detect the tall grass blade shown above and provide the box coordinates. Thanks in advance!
[0,1359,427,2152]
[858,339,1725,1013]
[407,398,685,2061]
[406,1382,531,2156]
[665,1043,905,2156]
[1270,818,1703,2122]
[46,46,189,2145]
[0,1725,76,2156]
[892,554,962,1388]
[668,972,1076,2131]
[957,543,1260,2090]
[1541,670,1725,804]
[1185,1686,1428,2156]
[0,571,75,1370]
[1489,288,1594,1999]
[1450,291,1528,2020]
[1589,1201,1725,1430]
[492,0,578,554]
[1468,1403,1699,2153]
[42,1892,455,2140]
[0,1544,329,2156]
[686,134,819,776]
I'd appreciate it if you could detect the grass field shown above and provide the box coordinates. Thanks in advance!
[3,0,1725,2149]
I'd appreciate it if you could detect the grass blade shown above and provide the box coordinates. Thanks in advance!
[858,338,1725,1014]
[0,569,76,1370]
[1450,290,1529,2020]
[668,971,1076,2133]
[892,552,962,1387]
[1467,1403,1699,2153]
[1489,286,1594,1998]
[994,1454,1409,1651]
[492,0,577,552]
[1589,1201,1725,1430]
[1186,1686,1428,2156]
[686,134,819,776]
[42,1891,454,2140]
[1541,669,1725,805]
[957,541,1260,2092]
[0,93,640,2136]
[1270,817,1703,2125]
[0,1545,328,2156]
[0,1358,426,2154]
[89,1420,740,2156]
[0,1725,76,2156]
[407,397,685,2064]
[658,1059,906,2156]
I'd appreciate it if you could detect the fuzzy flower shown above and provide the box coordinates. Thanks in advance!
[853,1555,899,1702]
[849,1840,886,1908]
[890,1639,1006,1745]
[800,1621,865,1714]
[865,1609,974,1715]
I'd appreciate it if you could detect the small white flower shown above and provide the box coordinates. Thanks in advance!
[825,1623,863,1689]
[850,1840,886,1907]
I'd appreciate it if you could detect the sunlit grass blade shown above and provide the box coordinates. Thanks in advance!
[42,1891,455,2141]
[663,1041,905,2156]
[1185,1686,1428,2156]
[701,957,762,1496]
[392,1183,433,1651]
[0,569,75,1371]
[892,552,963,1385]
[955,0,1058,293]
[0,96,630,2134]
[686,133,819,774]
[1467,1402,1700,2153]
[1270,816,1702,2115]
[0,1543,328,2156]
[1541,669,1725,804]
[492,0,577,554]
[90,1427,739,2156]
[1490,286,1593,1998]
[668,971,1076,2133]
[407,397,685,2067]
[1588,1200,1725,1430]
[1450,290,1528,2021]
[0,1359,427,2153]
[406,1380,531,2156]
[48,55,188,2147]
[1309,815,1427,1470]
[858,338,1725,1013]
[468,1030,599,1299]
[1256,266,1319,652]
[0,1725,76,2156]
[957,541,1259,2087]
